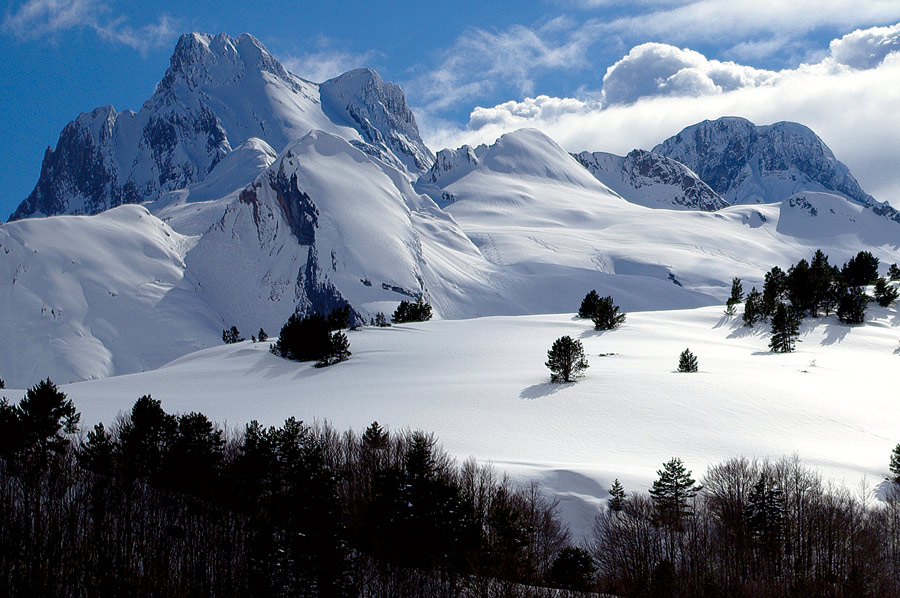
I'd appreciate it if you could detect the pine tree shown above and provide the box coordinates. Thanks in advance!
[837,286,868,324]
[578,290,602,318]
[744,473,785,553]
[842,251,879,287]
[0,377,4,389]
[889,263,900,282]
[762,266,787,316]
[890,443,900,483]
[546,336,589,383]
[222,325,244,344]
[873,278,899,307]
[649,457,702,529]
[743,287,764,326]
[810,250,833,316]
[17,378,80,456]
[725,277,743,315]
[316,331,351,367]
[545,546,596,592]
[373,312,390,327]
[257,328,268,342]
[677,348,698,372]
[392,298,433,323]
[608,478,626,513]
[78,422,115,474]
[591,296,626,330]
[769,303,800,353]
[787,259,814,316]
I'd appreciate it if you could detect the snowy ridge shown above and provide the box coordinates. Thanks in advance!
[11,33,429,220]
[573,149,728,211]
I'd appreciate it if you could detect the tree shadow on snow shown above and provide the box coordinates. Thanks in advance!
[820,322,851,346]
[519,381,569,400]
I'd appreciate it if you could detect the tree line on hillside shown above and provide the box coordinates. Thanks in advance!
[2,379,900,596]
[0,379,586,597]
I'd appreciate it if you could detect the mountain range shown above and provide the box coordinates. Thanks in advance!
[2,31,900,387]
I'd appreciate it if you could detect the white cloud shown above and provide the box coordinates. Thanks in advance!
[423,37,900,205]
[600,0,900,46]
[829,22,900,68]
[599,42,777,105]
[281,47,377,83]
[405,17,602,114]
[2,0,176,54]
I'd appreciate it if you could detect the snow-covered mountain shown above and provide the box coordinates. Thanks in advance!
[572,149,728,211]
[11,33,431,220]
[652,117,899,221]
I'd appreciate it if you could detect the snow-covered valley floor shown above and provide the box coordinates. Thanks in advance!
[17,303,900,534]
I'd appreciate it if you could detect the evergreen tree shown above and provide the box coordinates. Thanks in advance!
[78,422,115,475]
[373,312,390,327]
[273,312,331,362]
[677,348,698,372]
[889,263,900,282]
[810,249,833,316]
[316,331,351,367]
[0,398,23,458]
[608,478,626,513]
[222,325,244,344]
[873,277,899,307]
[891,444,900,483]
[837,286,868,324]
[578,290,602,318]
[725,278,743,315]
[0,377,4,389]
[649,457,702,529]
[257,328,268,342]
[786,259,814,316]
[118,395,177,480]
[743,287,764,326]
[842,251,879,287]
[591,296,626,330]
[545,546,596,592]
[769,303,800,353]
[546,336,589,383]
[744,473,785,554]
[392,297,433,323]
[17,378,80,456]
[762,266,787,316]
[326,305,351,330]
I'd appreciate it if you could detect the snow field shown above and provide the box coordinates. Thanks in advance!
[38,303,900,532]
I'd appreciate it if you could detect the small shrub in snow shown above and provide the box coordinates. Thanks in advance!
[591,296,626,331]
[546,336,588,383]
[677,348,698,373]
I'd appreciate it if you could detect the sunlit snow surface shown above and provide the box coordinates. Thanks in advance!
[32,303,900,533]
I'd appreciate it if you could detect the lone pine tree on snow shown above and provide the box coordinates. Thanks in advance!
[546,336,589,383]
[677,348,698,372]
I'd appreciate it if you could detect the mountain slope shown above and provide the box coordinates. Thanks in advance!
[652,117,898,221]
[11,33,431,220]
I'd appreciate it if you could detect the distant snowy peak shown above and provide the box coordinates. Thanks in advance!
[319,68,434,174]
[652,116,898,221]
[12,32,427,220]
[574,149,727,211]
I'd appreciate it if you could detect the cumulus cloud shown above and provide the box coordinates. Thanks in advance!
[829,22,900,68]
[423,29,900,205]
[599,42,778,105]
[2,0,176,53]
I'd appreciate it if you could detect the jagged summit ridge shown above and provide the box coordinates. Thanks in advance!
[652,117,894,219]
[12,32,430,220]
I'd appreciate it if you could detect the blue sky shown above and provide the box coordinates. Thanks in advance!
[3,0,900,219]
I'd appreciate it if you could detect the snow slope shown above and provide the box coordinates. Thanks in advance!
[37,301,900,534]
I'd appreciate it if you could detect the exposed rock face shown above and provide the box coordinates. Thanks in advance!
[574,149,728,211]
[319,68,434,174]
[651,117,898,221]
[12,33,430,220]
